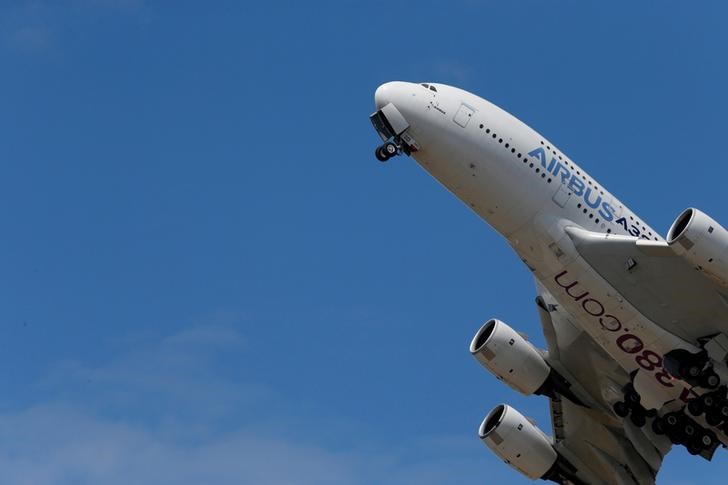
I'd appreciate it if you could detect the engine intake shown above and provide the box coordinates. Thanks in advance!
[667,208,728,287]
[470,319,550,396]
[479,404,558,480]
[480,404,585,484]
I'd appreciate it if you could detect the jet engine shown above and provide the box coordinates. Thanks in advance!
[470,319,550,396]
[667,208,728,287]
[479,404,558,480]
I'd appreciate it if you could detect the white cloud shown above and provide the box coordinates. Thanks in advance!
[0,403,360,485]
[0,320,502,485]
[0,402,506,485]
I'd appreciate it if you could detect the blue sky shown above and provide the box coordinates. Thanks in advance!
[1,1,728,483]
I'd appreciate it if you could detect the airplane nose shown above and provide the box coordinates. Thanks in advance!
[374,81,409,109]
[374,82,393,109]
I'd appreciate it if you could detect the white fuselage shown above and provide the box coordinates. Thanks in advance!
[375,81,698,409]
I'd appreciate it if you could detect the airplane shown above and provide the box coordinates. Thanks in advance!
[370,81,728,484]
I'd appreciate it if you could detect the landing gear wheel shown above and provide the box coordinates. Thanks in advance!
[706,411,722,427]
[702,371,720,390]
[375,142,399,162]
[383,142,398,157]
[664,349,709,385]
[718,403,728,420]
[682,363,702,379]
[630,411,646,428]
[699,431,716,449]
[613,401,630,418]
[683,422,696,439]
[701,393,716,409]
[651,417,666,435]
[625,389,641,406]
[375,146,388,162]
[664,413,681,429]
[687,441,703,455]
[688,399,704,416]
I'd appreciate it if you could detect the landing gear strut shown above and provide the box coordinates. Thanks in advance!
[375,141,399,162]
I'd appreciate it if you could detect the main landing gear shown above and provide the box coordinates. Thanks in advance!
[651,411,718,456]
[612,384,655,427]
[611,384,717,456]
[685,386,728,430]
[375,141,399,162]
[663,349,720,389]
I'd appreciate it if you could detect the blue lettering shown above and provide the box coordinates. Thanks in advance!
[568,175,585,196]
[527,146,634,233]
[584,187,602,209]
[529,148,557,172]
[546,157,557,172]
[598,202,615,222]
[552,163,570,184]
[615,217,641,236]
[528,148,548,167]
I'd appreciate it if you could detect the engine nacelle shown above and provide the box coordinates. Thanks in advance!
[667,208,728,287]
[479,404,557,480]
[470,319,550,396]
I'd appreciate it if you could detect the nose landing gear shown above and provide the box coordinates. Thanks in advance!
[375,141,399,162]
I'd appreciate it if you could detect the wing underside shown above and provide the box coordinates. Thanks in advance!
[536,282,671,485]
[564,227,728,343]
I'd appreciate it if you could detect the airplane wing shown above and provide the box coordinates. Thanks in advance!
[562,226,728,344]
[535,281,672,485]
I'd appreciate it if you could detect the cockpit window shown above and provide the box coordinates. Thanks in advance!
[421,83,429,89]
[429,85,437,92]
